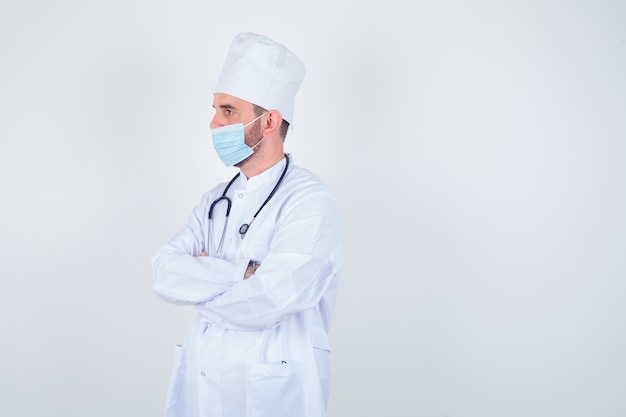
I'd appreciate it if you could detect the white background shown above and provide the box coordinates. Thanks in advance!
[1,1,625,416]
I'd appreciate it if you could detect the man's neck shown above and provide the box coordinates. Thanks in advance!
[240,152,285,179]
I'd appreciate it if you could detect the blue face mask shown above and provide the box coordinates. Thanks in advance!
[211,113,265,166]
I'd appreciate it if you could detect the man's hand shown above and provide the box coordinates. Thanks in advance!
[194,253,259,279]
[244,260,260,280]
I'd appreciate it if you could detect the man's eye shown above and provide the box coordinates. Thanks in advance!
[225,109,233,116]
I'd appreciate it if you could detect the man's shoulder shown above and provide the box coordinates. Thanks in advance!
[288,164,330,188]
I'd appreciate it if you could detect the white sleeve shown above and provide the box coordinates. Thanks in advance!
[151,195,249,306]
[194,186,343,329]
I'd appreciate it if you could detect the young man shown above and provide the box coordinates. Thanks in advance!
[151,32,343,417]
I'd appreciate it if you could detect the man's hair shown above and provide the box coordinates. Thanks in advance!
[253,104,290,140]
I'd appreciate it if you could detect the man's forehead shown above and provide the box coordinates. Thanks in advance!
[213,93,253,110]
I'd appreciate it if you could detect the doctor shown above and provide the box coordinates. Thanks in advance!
[151,32,343,417]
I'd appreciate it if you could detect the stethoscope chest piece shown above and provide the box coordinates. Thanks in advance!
[239,223,250,238]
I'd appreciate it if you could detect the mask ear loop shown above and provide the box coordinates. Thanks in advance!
[243,111,267,128]
[245,112,267,151]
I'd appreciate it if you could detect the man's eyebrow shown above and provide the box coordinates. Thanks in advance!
[214,103,237,110]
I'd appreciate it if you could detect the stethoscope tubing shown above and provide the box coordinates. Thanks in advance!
[207,154,289,257]
[207,173,240,257]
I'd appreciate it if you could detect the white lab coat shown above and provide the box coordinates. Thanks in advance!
[152,156,343,417]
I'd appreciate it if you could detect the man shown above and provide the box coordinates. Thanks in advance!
[151,32,343,417]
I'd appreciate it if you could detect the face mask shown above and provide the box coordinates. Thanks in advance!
[211,113,265,166]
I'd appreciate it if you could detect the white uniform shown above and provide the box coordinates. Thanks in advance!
[152,156,343,417]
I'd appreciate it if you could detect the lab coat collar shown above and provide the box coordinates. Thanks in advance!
[238,155,290,190]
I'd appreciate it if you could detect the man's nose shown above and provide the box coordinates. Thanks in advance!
[209,115,220,129]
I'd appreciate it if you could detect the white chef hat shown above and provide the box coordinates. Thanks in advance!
[214,32,306,124]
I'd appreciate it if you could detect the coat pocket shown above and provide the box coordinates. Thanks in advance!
[165,344,186,409]
[245,361,307,417]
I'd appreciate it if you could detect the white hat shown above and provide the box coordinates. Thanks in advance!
[214,32,306,124]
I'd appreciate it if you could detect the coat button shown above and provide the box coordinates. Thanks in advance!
[200,371,206,376]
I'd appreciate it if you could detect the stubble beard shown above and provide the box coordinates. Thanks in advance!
[234,120,264,168]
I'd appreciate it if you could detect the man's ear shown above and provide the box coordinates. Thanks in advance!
[262,110,283,135]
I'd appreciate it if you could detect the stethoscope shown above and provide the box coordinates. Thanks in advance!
[207,154,290,257]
